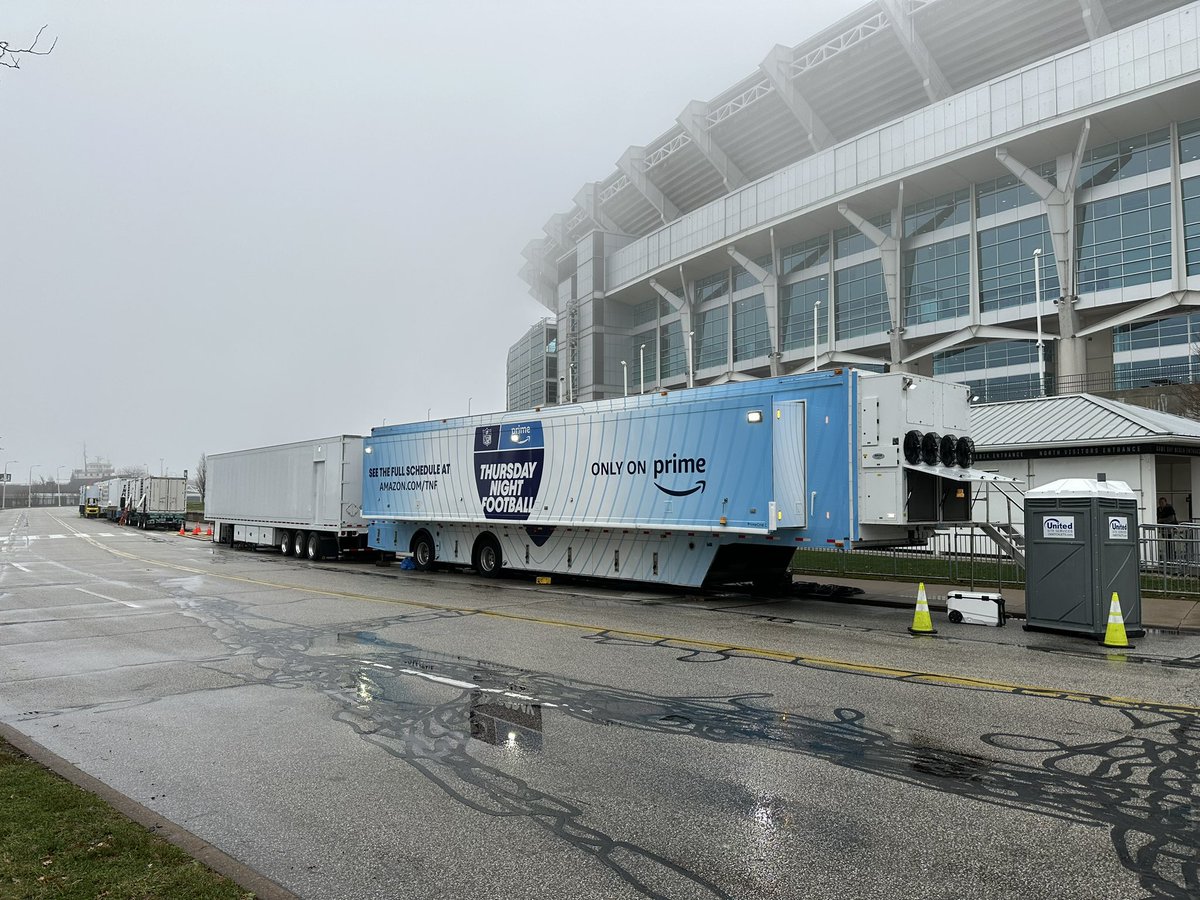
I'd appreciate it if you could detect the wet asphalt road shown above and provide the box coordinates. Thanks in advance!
[1,507,1198,900]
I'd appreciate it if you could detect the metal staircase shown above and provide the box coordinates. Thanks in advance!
[979,522,1026,568]
[975,480,1027,568]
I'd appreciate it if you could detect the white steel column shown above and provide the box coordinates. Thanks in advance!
[878,0,951,102]
[649,277,693,383]
[617,146,679,225]
[1170,121,1188,292]
[573,182,623,234]
[838,200,907,371]
[726,245,781,377]
[1077,0,1112,39]
[995,119,1091,383]
[677,100,748,191]
[759,44,832,153]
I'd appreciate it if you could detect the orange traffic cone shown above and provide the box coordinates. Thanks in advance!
[908,582,938,635]
[178,525,186,536]
[192,525,201,535]
[205,526,213,536]
[1100,592,1134,649]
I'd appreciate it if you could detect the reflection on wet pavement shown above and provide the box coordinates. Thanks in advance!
[157,582,1200,900]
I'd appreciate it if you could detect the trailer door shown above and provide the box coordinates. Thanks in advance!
[772,400,808,528]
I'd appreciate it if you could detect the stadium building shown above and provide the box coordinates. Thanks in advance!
[513,0,1200,410]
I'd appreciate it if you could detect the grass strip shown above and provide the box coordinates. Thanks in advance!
[0,738,253,899]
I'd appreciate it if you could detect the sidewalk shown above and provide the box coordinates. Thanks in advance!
[803,577,1200,633]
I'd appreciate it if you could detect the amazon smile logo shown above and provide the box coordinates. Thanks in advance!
[651,454,708,498]
[654,479,706,497]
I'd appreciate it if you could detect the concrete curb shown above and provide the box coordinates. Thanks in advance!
[0,722,298,900]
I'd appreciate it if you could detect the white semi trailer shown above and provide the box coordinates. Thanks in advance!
[126,475,187,529]
[206,436,369,560]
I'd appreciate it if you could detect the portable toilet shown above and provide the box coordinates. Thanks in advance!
[1023,478,1142,637]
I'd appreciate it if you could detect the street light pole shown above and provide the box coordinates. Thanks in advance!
[813,300,822,372]
[1033,248,1045,397]
[621,360,628,397]
[686,331,695,389]
[1,460,16,511]
[56,466,65,507]
[27,465,40,509]
[639,343,646,395]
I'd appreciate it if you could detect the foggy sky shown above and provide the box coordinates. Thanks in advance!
[1,0,857,483]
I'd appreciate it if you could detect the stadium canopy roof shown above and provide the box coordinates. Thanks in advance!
[523,0,1190,303]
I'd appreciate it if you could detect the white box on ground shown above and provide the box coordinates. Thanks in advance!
[947,590,1005,626]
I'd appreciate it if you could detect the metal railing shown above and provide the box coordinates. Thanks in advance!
[1139,522,1200,597]
[791,522,1200,599]
[791,525,1024,593]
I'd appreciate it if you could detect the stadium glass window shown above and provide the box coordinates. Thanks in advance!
[976,162,1056,218]
[1113,313,1197,354]
[934,340,1038,375]
[1076,185,1172,293]
[904,236,970,326]
[660,321,685,379]
[780,234,829,276]
[695,270,730,304]
[780,275,828,351]
[835,261,889,340]
[1181,119,1200,165]
[934,341,1052,403]
[733,253,773,292]
[1184,176,1200,276]
[903,189,969,238]
[631,298,658,327]
[695,306,728,370]
[1078,129,1171,191]
[977,215,1060,312]
[834,213,891,259]
[733,294,770,362]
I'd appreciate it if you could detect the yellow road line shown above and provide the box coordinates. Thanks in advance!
[50,515,1200,716]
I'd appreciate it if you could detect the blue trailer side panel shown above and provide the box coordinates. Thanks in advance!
[363,372,855,543]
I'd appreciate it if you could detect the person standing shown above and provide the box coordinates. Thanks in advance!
[1158,496,1178,524]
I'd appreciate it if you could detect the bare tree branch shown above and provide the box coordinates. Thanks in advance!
[194,454,207,502]
[0,25,57,71]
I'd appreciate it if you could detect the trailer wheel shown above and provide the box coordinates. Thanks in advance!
[279,531,292,555]
[411,531,435,571]
[306,532,323,560]
[293,531,307,557]
[473,535,502,578]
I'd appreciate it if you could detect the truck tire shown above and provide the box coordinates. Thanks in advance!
[306,532,322,560]
[473,535,502,578]
[411,531,435,571]
[293,531,307,557]
[280,531,292,555]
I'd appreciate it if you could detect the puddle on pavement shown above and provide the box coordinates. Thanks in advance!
[333,631,551,753]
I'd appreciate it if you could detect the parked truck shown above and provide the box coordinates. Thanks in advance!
[96,478,130,522]
[124,475,187,529]
[78,485,101,518]
[206,436,369,560]
[363,370,1007,588]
